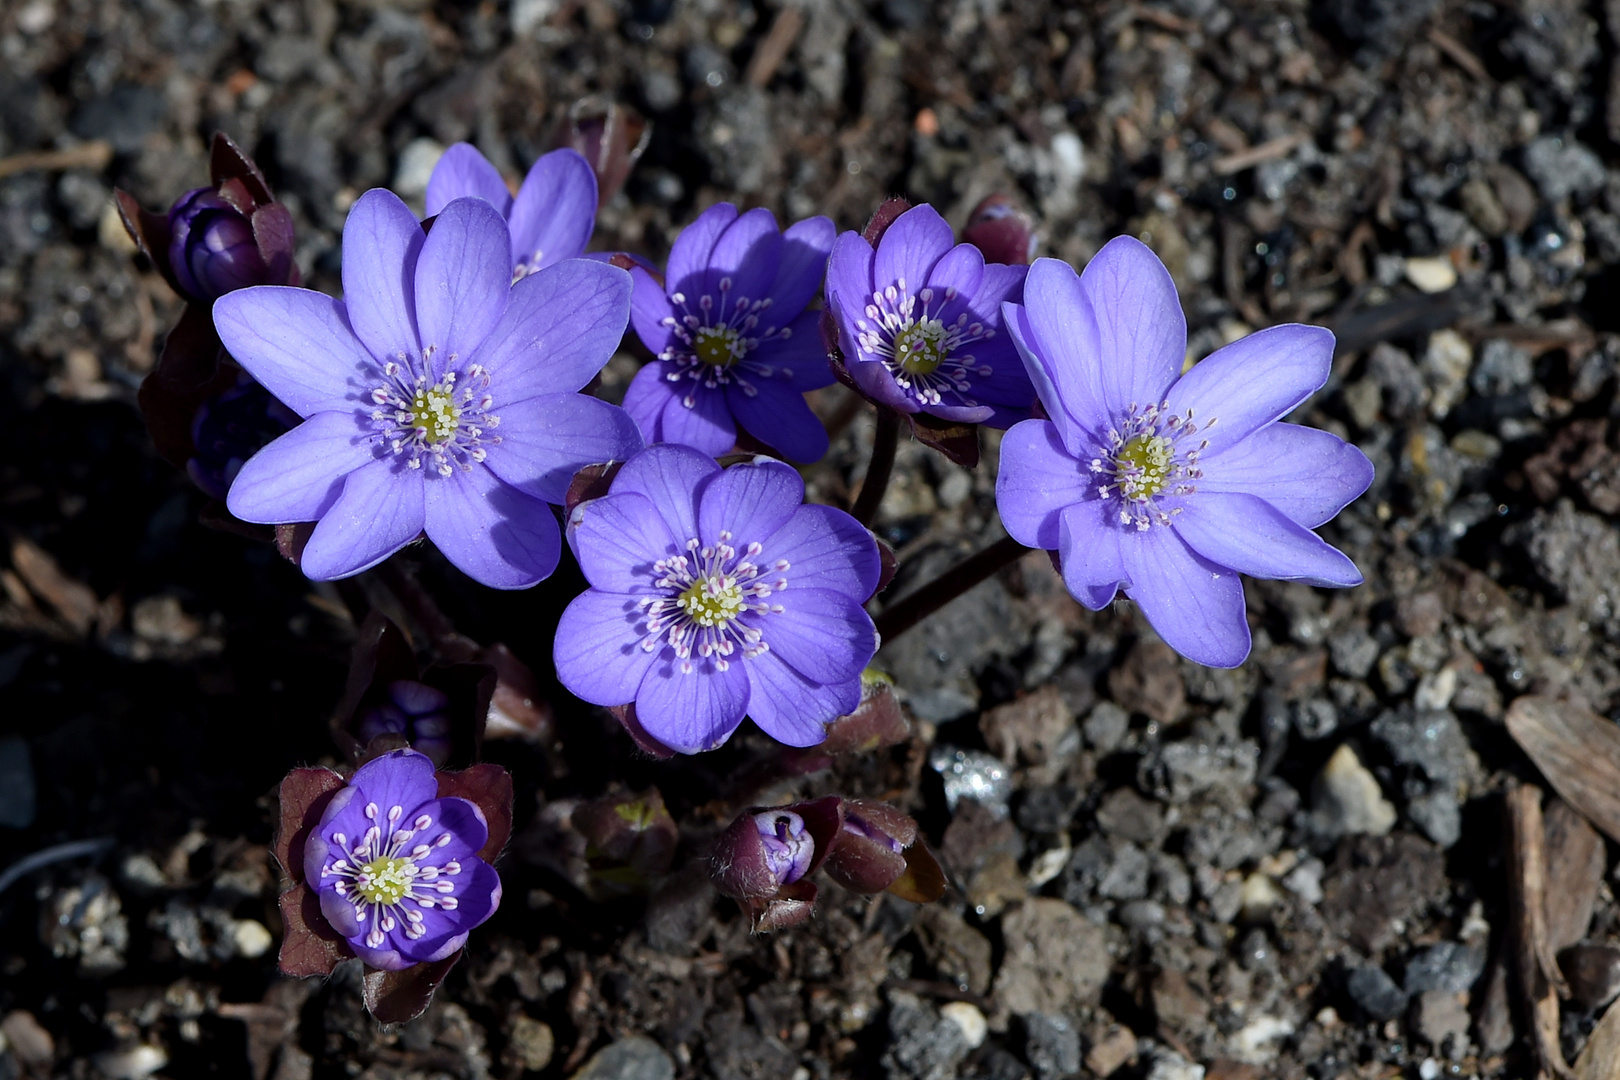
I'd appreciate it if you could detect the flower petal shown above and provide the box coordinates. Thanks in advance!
[1057,500,1127,607]
[1119,526,1250,668]
[635,658,751,754]
[752,309,835,390]
[301,459,426,580]
[824,231,874,323]
[554,588,661,705]
[227,411,375,524]
[726,381,829,463]
[345,748,440,825]
[1003,289,1097,456]
[567,490,677,592]
[704,206,782,307]
[873,204,953,293]
[1173,491,1363,587]
[745,653,858,748]
[763,504,880,599]
[506,148,598,272]
[622,361,675,443]
[213,288,372,416]
[1165,323,1334,454]
[1076,236,1185,416]
[697,455,804,543]
[1197,422,1375,528]
[923,241,985,302]
[765,215,836,316]
[424,143,513,218]
[996,419,1087,551]
[608,444,720,543]
[485,393,644,504]
[341,189,424,364]
[754,587,876,684]
[629,265,677,355]
[414,197,511,370]
[476,258,631,399]
[422,466,561,589]
[658,381,736,457]
[408,796,490,863]
[667,203,739,297]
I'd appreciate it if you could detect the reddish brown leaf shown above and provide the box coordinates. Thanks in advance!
[551,95,649,207]
[209,131,275,208]
[874,538,898,599]
[137,305,231,468]
[113,189,180,294]
[908,412,980,468]
[436,764,514,862]
[274,523,315,566]
[273,767,345,885]
[862,197,913,247]
[747,879,819,932]
[565,461,625,517]
[277,885,350,977]
[791,795,846,880]
[330,613,419,764]
[608,702,677,758]
[362,952,461,1024]
[480,643,554,743]
[886,840,947,904]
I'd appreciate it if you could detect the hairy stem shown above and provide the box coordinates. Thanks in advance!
[850,407,901,527]
[873,535,1029,643]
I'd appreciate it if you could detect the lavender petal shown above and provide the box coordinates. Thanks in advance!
[300,460,426,580]
[341,189,425,364]
[425,143,513,218]
[1120,526,1250,668]
[413,197,512,375]
[507,148,598,273]
[995,418,1087,551]
[226,411,374,524]
[1165,323,1334,454]
[422,467,561,589]
[485,394,644,505]
[1173,491,1364,588]
[1197,422,1375,528]
[213,288,370,417]
[553,589,660,706]
[476,258,631,400]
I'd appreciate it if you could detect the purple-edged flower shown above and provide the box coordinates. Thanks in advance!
[185,375,301,500]
[215,189,642,587]
[622,203,837,463]
[825,203,1033,427]
[553,444,881,753]
[357,681,454,766]
[168,187,289,301]
[303,749,502,971]
[425,143,597,280]
[996,237,1374,668]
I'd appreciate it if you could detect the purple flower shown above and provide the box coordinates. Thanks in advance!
[357,681,454,766]
[215,190,642,587]
[996,238,1374,668]
[167,186,290,301]
[710,808,816,900]
[425,143,598,280]
[303,749,502,971]
[825,203,1033,427]
[185,375,301,501]
[622,203,837,463]
[553,444,881,753]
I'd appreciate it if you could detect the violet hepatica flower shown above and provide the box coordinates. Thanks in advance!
[168,186,288,301]
[216,190,642,587]
[996,237,1374,668]
[554,444,881,753]
[825,203,1033,427]
[425,142,598,280]
[623,203,837,463]
[304,749,501,970]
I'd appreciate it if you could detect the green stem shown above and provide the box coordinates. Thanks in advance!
[873,536,1029,643]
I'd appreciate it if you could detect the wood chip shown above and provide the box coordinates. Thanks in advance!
[1427,28,1490,82]
[0,140,113,180]
[1506,695,1620,845]
[1543,799,1605,953]
[1575,996,1620,1080]
[1213,133,1307,175]
[1506,783,1575,1080]
[9,538,99,636]
[744,4,805,88]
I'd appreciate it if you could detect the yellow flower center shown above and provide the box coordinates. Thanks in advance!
[354,856,413,905]
[692,326,744,368]
[676,579,745,627]
[411,385,461,444]
[893,319,949,375]
[1115,433,1173,500]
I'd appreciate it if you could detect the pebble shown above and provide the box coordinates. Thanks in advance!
[392,137,446,202]
[0,1012,53,1066]
[1404,941,1486,995]
[928,746,1012,817]
[1410,990,1470,1047]
[0,737,36,829]
[232,919,273,959]
[992,899,1111,1017]
[1403,257,1457,293]
[1230,1015,1293,1064]
[1021,1012,1080,1078]
[1309,744,1396,838]
[1085,1024,1137,1076]
[939,1002,986,1049]
[569,1036,674,1080]
[1559,943,1620,1011]
[1146,1046,1206,1080]
[507,1016,555,1072]
[94,1045,167,1080]
[1082,702,1130,753]
[1346,965,1407,1021]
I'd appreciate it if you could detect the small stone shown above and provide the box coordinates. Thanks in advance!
[1458,176,1509,237]
[508,1016,555,1072]
[1410,990,1470,1047]
[1346,965,1407,1021]
[1021,1012,1080,1078]
[928,746,1013,818]
[1471,339,1532,396]
[1422,329,1473,419]
[1239,873,1283,922]
[1145,1046,1205,1080]
[913,906,993,995]
[1083,702,1130,753]
[1229,1016,1293,1065]
[1152,967,1210,1034]
[992,899,1110,1019]
[1403,941,1487,995]
[939,1002,987,1050]
[569,1036,675,1080]
[1309,744,1396,839]
[1403,257,1457,293]
[1522,136,1606,203]
[1328,629,1379,679]
[391,137,446,201]
[1085,1024,1137,1077]
[1095,788,1163,844]
[94,1045,168,1080]
[0,1012,53,1067]
[980,685,1074,769]
[883,990,974,1080]
[1109,640,1187,726]
[232,920,273,959]
[1559,943,1620,1011]
[1292,698,1338,741]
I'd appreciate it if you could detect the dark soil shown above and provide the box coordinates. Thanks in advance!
[5,0,1620,1078]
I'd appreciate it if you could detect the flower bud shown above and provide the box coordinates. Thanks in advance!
[711,808,816,901]
[960,193,1037,265]
[822,799,918,895]
[573,788,678,878]
[550,94,649,207]
[356,680,453,766]
[167,188,274,301]
[184,377,299,500]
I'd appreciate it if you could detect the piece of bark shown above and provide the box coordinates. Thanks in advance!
[1506,783,1575,1080]
[1544,799,1606,952]
[1575,995,1620,1080]
[1506,695,1620,845]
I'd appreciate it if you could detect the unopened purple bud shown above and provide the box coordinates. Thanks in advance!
[757,811,815,886]
[822,799,917,895]
[711,806,826,901]
[356,702,410,743]
[184,377,298,501]
[356,681,454,765]
[961,194,1037,265]
[167,188,272,301]
[387,680,450,720]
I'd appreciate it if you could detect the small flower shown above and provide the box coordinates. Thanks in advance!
[996,238,1374,667]
[553,444,881,753]
[356,681,454,766]
[185,375,302,501]
[623,203,837,463]
[302,749,502,971]
[825,203,1033,427]
[710,807,817,901]
[215,190,643,587]
[425,143,598,281]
